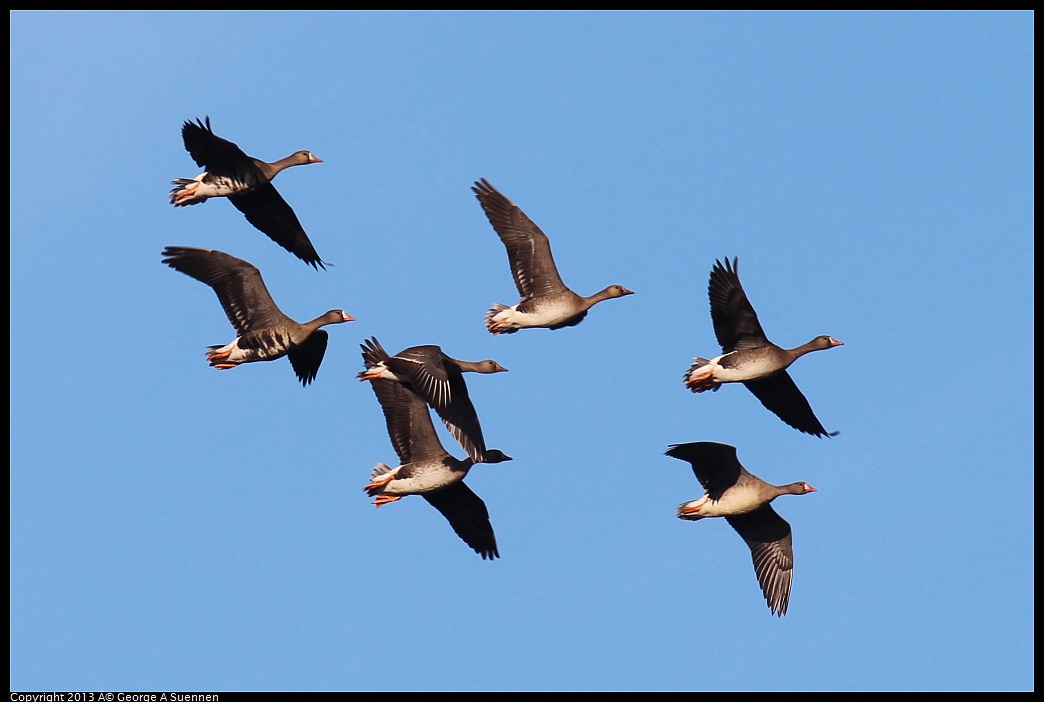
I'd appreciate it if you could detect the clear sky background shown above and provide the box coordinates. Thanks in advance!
[10,11,1033,692]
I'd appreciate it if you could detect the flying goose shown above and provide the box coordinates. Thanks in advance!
[357,337,507,463]
[471,178,633,334]
[161,246,353,385]
[666,441,816,617]
[684,257,842,437]
[170,117,327,269]
[364,374,511,560]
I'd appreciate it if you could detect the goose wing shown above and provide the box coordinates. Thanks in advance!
[180,117,251,172]
[725,506,794,617]
[664,441,745,501]
[161,246,290,334]
[385,347,488,462]
[708,257,771,352]
[370,378,446,464]
[423,482,499,560]
[287,330,328,386]
[472,178,570,301]
[227,184,326,270]
[743,372,836,438]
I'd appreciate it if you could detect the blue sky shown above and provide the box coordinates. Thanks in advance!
[10,11,1033,692]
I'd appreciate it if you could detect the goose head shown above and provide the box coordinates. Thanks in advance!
[479,449,513,464]
[472,360,509,374]
[320,309,356,325]
[290,150,323,165]
[783,481,817,495]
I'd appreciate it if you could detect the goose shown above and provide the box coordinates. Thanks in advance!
[357,337,507,463]
[161,246,353,385]
[364,374,512,560]
[666,441,816,617]
[170,117,327,269]
[684,257,842,438]
[471,178,633,334]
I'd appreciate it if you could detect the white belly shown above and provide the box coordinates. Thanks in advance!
[382,461,467,495]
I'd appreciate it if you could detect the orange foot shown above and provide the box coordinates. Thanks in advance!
[357,371,380,381]
[685,372,714,391]
[213,363,237,370]
[373,494,402,508]
[174,182,199,201]
[678,495,709,517]
[363,469,399,493]
[209,347,233,361]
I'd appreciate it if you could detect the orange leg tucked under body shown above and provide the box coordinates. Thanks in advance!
[174,183,199,204]
[685,371,714,391]
[209,346,237,370]
[366,472,402,507]
[363,471,397,493]
[679,496,708,516]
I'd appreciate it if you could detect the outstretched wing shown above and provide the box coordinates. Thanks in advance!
[664,441,744,501]
[423,482,499,560]
[726,506,794,617]
[287,330,328,386]
[161,246,289,334]
[180,117,251,171]
[228,184,326,270]
[743,372,837,438]
[472,178,569,301]
[385,348,489,463]
[708,257,770,353]
[369,378,446,465]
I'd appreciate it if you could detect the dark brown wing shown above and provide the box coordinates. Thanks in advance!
[422,482,499,560]
[437,368,489,463]
[725,506,794,617]
[472,179,570,301]
[385,347,488,462]
[370,378,446,465]
[665,442,745,501]
[383,346,453,409]
[743,372,837,438]
[227,184,326,270]
[181,117,251,171]
[708,257,771,353]
[287,330,328,386]
[161,246,290,334]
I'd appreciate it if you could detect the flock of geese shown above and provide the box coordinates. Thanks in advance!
[163,117,843,617]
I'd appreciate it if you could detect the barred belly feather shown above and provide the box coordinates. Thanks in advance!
[206,329,294,366]
[240,328,295,360]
